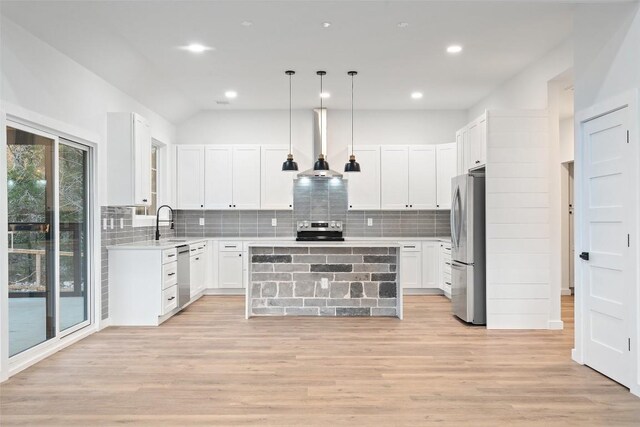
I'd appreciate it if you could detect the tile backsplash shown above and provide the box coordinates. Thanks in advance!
[174,209,450,238]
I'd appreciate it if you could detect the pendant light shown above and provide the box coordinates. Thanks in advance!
[282,70,299,171]
[313,70,330,171]
[344,71,361,172]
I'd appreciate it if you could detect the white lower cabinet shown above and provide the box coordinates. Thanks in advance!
[190,241,207,298]
[421,242,439,289]
[400,243,422,288]
[217,241,245,289]
[439,242,452,299]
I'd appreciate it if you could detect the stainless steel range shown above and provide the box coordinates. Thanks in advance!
[296,220,344,241]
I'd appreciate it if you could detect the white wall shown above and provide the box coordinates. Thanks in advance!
[573,2,640,112]
[468,39,573,120]
[177,109,467,170]
[0,18,177,205]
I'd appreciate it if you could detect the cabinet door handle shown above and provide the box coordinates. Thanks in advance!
[168,296,175,301]
[224,245,236,248]
[195,257,200,261]
[168,272,176,276]
[167,254,175,258]
[403,245,416,249]
[445,262,451,266]
[445,282,451,286]
[142,199,148,202]
[198,246,204,250]
[190,248,196,252]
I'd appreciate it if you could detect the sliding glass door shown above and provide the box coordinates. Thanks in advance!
[58,140,90,333]
[6,123,92,359]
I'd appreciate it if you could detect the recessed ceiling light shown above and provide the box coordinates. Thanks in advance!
[411,92,423,99]
[322,22,331,28]
[241,20,253,27]
[397,22,409,28]
[225,91,238,99]
[446,45,463,54]
[320,92,331,98]
[182,43,213,53]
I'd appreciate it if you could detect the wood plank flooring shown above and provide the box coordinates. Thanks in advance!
[1,296,640,426]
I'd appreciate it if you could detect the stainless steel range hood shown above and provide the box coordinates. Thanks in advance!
[297,108,343,178]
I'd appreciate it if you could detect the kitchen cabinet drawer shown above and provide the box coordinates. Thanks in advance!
[400,242,421,252]
[219,241,242,252]
[162,261,178,289]
[162,248,177,264]
[193,241,207,256]
[161,285,178,315]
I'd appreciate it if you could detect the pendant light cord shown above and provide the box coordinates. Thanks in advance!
[351,73,354,156]
[320,73,323,151]
[289,72,292,154]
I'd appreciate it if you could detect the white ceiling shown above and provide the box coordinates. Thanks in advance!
[1,1,581,123]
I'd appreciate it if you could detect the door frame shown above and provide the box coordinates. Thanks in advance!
[0,104,101,382]
[573,89,640,396]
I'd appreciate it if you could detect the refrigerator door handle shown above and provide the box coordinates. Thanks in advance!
[452,187,462,248]
[450,190,456,248]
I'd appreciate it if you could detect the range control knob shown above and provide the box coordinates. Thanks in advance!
[330,221,336,228]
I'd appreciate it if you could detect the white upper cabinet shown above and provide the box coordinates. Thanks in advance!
[107,112,152,206]
[176,145,205,209]
[346,146,381,210]
[261,146,294,209]
[232,146,261,209]
[436,143,457,209]
[408,146,437,209]
[204,146,233,209]
[459,112,487,171]
[381,146,410,209]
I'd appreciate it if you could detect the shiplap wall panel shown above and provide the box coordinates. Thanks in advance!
[485,110,550,329]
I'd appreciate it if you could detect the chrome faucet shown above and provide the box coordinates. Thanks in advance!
[155,205,175,240]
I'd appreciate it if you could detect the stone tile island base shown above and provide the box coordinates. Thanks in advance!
[246,243,402,318]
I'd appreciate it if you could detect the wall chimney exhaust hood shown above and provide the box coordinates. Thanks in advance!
[297,108,343,178]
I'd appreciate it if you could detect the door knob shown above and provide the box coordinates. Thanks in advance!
[579,252,589,261]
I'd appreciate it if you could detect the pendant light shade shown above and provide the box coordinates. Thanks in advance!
[314,71,330,171]
[282,70,299,171]
[344,71,361,172]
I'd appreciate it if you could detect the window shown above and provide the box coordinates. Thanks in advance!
[133,143,161,226]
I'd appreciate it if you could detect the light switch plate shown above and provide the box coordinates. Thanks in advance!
[271,218,277,227]
[120,218,124,229]
[320,278,329,289]
[367,218,373,226]
[110,218,114,230]
[103,218,107,230]
[199,218,205,226]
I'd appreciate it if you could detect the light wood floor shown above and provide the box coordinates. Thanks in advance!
[1,296,640,426]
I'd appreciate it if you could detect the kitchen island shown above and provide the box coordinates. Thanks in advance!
[246,242,402,319]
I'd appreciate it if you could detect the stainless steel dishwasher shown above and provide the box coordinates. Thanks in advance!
[176,244,191,309]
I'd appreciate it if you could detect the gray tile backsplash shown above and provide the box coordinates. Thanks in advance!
[174,209,450,239]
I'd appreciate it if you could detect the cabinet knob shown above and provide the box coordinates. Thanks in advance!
[405,204,408,208]
[410,205,413,208]
[238,254,242,257]
[233,205,236,207]
[200,205,203,208]
[142,199,148,202]
[475,160,480,164]
[289,205,292,208]
[229,204,232,208]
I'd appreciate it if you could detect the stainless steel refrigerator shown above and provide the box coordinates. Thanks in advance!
[450,172,486,325]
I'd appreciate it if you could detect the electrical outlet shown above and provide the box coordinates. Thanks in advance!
[120,218,124,229]
[110,218,114,230]
[103,218,107,230]
[199,218,205,226]
[367,218,373,226]
[321,278,329,289]
[272,218,277,227]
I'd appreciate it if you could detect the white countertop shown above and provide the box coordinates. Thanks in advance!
[107,236,450,250]
[246,241,402,248]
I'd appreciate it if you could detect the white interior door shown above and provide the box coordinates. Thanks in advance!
[568,162,575,289]
[581,107,633,387]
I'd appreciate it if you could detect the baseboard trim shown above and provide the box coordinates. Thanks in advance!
[403,288,445,296]
[561,289,573,296]
[204,288,246,296]
[548,320,564,330]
